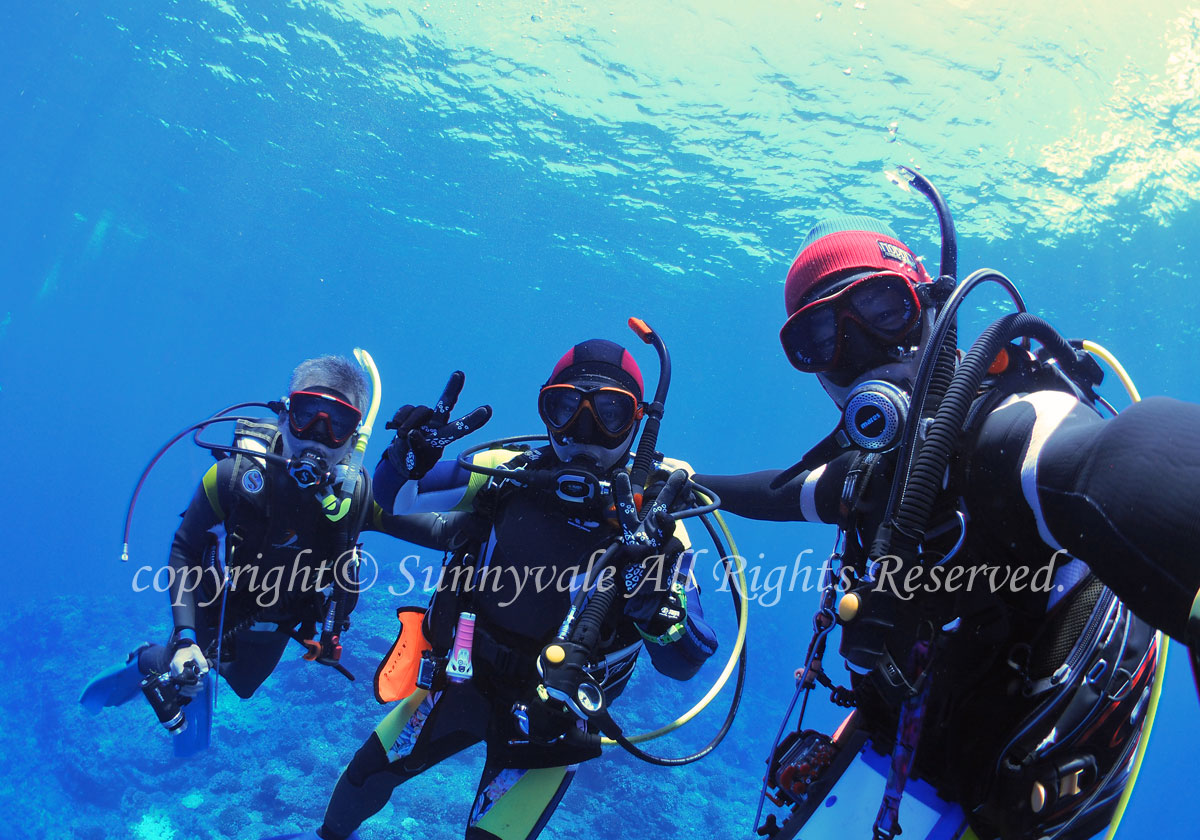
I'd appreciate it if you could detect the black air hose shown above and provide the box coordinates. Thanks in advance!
[885,312,1083,561]
[923,323,958,416]
[573,565,622,652]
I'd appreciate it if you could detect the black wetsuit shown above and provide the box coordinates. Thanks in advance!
[699,394,1200,641]
[162,451,457,698]
[318,449,717,840]
[697,391,1200,838]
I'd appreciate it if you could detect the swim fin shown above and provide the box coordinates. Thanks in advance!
[174,671,214,758]
[79,646,149,714]
[260,833,360,839]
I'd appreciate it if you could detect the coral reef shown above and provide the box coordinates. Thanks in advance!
[11,592,762,839]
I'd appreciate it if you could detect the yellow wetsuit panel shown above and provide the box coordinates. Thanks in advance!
[450,448,527,512]
[473,766,571,839]
[202,463,224,520]
[373,688,430,753]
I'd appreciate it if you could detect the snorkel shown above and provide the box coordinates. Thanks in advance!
[457,318,671,500]
[318,347,382,522]
[899,165,956,282]
[121,350,381,561]
[626,317,671,495]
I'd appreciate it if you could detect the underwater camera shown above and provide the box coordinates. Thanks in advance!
[140,661,200,735]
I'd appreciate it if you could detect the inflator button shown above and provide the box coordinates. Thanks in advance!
[838,593,860,622]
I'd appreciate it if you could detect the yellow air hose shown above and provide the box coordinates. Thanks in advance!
[1081,340,1164,840]
[601,497,749,745]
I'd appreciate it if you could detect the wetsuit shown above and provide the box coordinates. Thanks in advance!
[697,391,1200,838]
[162,448,457,698]
[699,394,1200,641]
[318,448,718,840]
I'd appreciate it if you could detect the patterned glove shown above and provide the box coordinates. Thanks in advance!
[385,371,492,480]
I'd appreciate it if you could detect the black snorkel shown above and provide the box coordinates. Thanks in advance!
[870,166,960,529]
[902,165,956,282]
[769,167,962,492]
[871,171,1034,560]
[626,317,671,495]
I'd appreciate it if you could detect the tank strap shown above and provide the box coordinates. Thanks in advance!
[1188,587,1200,648]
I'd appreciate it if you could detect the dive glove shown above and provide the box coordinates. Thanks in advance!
[613,469,691,639]
[613,468,689,555]
[386,371,492,480]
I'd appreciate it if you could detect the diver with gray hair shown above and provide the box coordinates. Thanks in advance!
[81,354,492,758]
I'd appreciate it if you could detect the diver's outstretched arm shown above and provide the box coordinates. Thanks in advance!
[1031,394,1200,642]
[695,451,859,524]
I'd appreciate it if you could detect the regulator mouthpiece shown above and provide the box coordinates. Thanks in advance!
[843,381,910,452]
[288,451,330,489]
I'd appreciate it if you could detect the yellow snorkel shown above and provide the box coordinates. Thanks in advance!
[320,347,382,522]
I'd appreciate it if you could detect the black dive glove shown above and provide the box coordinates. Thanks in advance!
[385,371,492,481]
[614,469,689,552]
[613,469,691,640]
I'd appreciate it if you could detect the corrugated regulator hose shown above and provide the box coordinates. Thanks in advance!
[884,312,1084,563]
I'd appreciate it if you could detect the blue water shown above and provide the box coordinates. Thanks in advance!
[4,2,1199,838]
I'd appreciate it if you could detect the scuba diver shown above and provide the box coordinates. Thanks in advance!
[264,330,733,840]
[689,172,1200,840]
[80,354,491,758]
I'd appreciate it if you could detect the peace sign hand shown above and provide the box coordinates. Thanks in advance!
[613,469,690,625]
[385,371,492,481]
[612,468,690,554]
